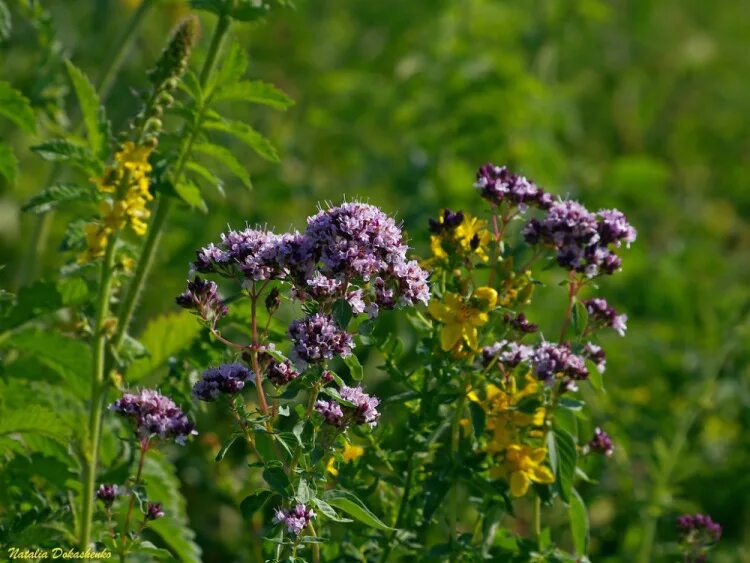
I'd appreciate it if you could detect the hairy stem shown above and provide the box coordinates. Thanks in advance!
[79,233,119,548]
[120,442,149,560]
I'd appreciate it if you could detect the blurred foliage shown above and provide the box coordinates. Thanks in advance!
[1,0,749,561]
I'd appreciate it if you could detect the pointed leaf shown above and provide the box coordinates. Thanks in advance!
[214,79,293,109]
[174,178,208,211]
[192,142,252,189]
[0,81,35,132]
[0,141,17,183]
[204,118,279,162]
[322,489,393,531]
[22,183,102,214]
[65,60,108,158]
[32,139,101,175]
[240,490,274,519]
[569,488,589,554]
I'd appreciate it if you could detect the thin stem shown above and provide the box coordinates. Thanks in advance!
[288,383,321,475]
[559,272,579,343]
[449,384,468,561]
[121,442,149,559]
[79,234,119,548]
[307,522,321,563]
[532,495,541,546]
[380,456,413,562]
[249,290,270,414]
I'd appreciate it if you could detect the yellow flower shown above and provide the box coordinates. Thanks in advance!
[428,212,491,264]
[428,287,497,351]
[326,442,364,476]
[491,444,555,497]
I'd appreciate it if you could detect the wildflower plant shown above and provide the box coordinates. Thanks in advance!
[179,201,429,560]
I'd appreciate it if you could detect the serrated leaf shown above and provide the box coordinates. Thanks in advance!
[65,60,108,158]
[343,354,363,381]
[213,79,293,109]
[240,490,274,519]
[0,141,17,183]
[192,142,252,189]
[208,41,248,94]
[2,330,90,399]
[22,183,102,214]
[548,428,577,503]
[127,311,202,382]
[322,489,393,531]
[186,161,224,195]
[0,81,35,133]
[32,139,101,174]
[142,452,202,562]
[0,405,68,440]
[569,488,589,554]
[174,178,208,211]
[204,118,279,162]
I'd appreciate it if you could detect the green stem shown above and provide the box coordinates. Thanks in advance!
[79,233,119,548]
[307,522,320,563]
[533,495,541,546]
[120,442,149,560]
[288,383,320,475]
[14,1,155,290]
[449,386,468,561]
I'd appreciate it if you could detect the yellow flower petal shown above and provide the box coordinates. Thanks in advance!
[510,471,529,497]
[530,465,555,484]
[326,457,338,476]
[474,287,498,309]
[441,323,463,351]
[463,326,479,350]
[342,443,364,462]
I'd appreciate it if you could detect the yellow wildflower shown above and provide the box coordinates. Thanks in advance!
[429,212,491,264]
[428,287,497,351]
[491,444,555,497]
[326,442,364,476]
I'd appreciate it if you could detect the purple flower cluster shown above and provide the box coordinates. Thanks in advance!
[111,389,196,445]
[95,484,118,507]
[273,504,316,535]
[584,298,628,336]
[146,502,165,520]
[288,313,354,364]
[175,276,228,322]
[677,513,722,543]
[587,427,614,457]
[184,202,430,324]
[531,342,589,382]
[192,363,254,401]
[265,358,300,386]
[315,385,381,428]
[583,342,607,373]
[481,340,533,369]
[475,164,553,210]
[523,200,636,277]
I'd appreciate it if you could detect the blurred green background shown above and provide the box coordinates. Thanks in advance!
[2,0,749,560]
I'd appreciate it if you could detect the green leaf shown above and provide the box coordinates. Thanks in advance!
[343,354,363,381]
[2,330,90,399]
[332,299,352,328]
[322,489,393,531]
[240,490,274,519]
[588,366,604,391]
[137,541,174,560]
[263,466,290,494]
[56,277,89,306]
[0,405,68,440]
[295,478,311,504]
[186,161,224,195]
[31,139,101,174]
[192,142,252,189]
[127,311,202,382]
[312,498,352,523]
[188,0,225,16]
[213,79,294,110]
[208,41,248,94]
[0,281,62,331]
[22,183,102,214]
[548,428,577,503]
[174,178,208,211]
[231,1,273,21]
[558,397,584,411]
[569,488,589,555]
[0,141,17,183]
[216,433,241,462]
[468,401,485,437]
[142,452,202,563]
[204,118,279,162]
[0,81,35,132]
[65,60,108,158]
